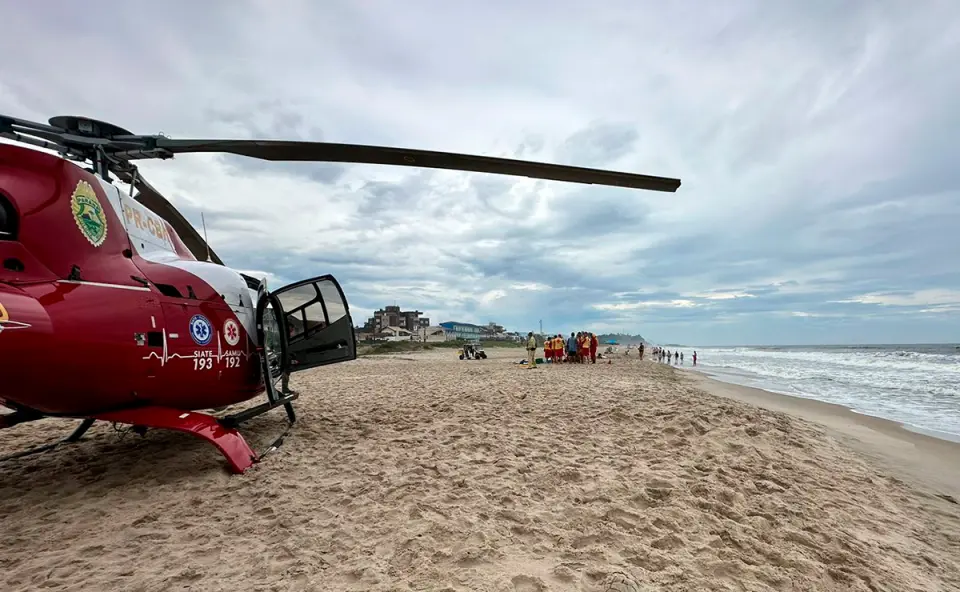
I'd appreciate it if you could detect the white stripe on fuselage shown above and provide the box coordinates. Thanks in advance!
[58,280,151,291]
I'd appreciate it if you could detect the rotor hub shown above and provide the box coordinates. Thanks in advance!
[48,116,134,139]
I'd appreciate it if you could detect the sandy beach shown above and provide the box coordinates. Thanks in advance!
[1,347,959,591]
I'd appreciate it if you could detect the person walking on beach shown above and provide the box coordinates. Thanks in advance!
[680,352,684,364]
[589,333,599,363]
[693,351,697,366]
[526,332,538,368]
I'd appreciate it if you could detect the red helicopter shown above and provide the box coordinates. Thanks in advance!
[0,113,681,473]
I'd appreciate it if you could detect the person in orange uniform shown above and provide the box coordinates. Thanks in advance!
[577,332,589,363]
[543,335,554,362]
[589,332,599,364]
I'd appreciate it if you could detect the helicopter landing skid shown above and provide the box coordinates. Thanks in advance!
[0,417,96,462]
[0,396,299,473]
[94,406,258,474]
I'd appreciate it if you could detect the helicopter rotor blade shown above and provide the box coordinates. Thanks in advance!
[131,175,225,266]
[154,139,681,193]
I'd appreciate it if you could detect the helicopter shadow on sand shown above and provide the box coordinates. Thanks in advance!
[0,407,347,500]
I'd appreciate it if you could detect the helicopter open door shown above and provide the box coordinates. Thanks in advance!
[265,275,356,373]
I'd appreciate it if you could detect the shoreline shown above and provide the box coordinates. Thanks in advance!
[693,364,960,445]
[682,367,960,499]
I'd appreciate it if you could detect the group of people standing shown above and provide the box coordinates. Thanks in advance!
[543,332,600,364]
[523,331,699,368]
[649,345,697,366]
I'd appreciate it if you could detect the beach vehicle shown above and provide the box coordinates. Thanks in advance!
[458,341,487,360]
[0,113,680,473]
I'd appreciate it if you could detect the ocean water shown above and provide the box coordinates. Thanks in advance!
[679,344,960,442]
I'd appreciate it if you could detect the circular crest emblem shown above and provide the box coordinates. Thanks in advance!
[189,314,213,346]
[70,180,108,247]
[223,318,241,346]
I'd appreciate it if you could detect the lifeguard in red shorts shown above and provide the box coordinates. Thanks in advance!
[577,332,589,363]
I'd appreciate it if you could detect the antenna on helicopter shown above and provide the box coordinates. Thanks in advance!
[128,167,139,197]
[200,212,212,262]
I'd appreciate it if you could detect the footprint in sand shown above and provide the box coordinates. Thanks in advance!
[644,478,676,501]
[571,534,603,549]
[603,571,649,592]
[651,516,680,532]
[605,507,642,531]
[511,574,546,591]
[650,533,685,550]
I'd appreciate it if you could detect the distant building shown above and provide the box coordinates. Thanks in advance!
[484,322,505,334]
[377,326,415,341]
[418,326,448,342]
[504,331,524,342]
[364,305,427,333]
[438,321,486,340]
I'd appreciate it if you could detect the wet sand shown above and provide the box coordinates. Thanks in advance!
[1,348,958,591]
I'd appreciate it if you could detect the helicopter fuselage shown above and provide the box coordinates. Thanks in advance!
[0,143,354,418]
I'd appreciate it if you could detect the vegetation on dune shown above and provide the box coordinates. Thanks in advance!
[358,339,524,356]
[357,341,435,356]
[596,333,646,343]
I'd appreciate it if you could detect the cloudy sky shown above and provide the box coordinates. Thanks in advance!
[2,0,959,345]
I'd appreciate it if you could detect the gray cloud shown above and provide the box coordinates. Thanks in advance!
[555,122,640,167]
[204,104,347,184]
[1,0,958,344]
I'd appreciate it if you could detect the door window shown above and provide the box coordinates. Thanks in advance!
[276,283,319,341]
[317,281,347,323]
[268,275,356,372]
